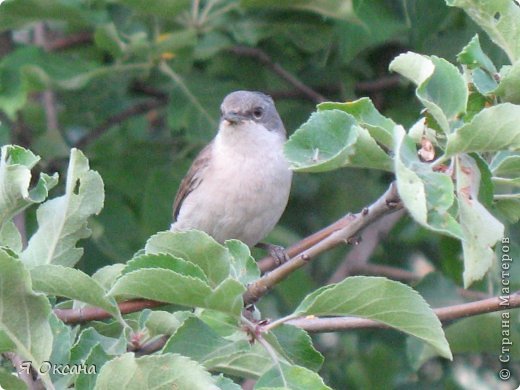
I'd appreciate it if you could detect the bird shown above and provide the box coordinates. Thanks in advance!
[170,90,293,262]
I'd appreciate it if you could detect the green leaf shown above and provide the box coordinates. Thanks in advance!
[48,314,75,376]
[240,0,355,21]
[21,148,104,267]
[389,52,467,134]
[91,264,126,290]
[445,103,520,157]
[30,264,120,319]
[108,269,245,316]
[293,276,452,359]
[162,317,250,368]
[471,153,494,207]
[70,327,127,366]
[455,154,504,287]
[394,126,462,239]
[0,368,26,390]
[491,153,520,177]
[0,221,22,253]
[145,230,231,286]
[142,310,192,337]
[457,35,498,95]
[445,313,520,357]
[495,198,520,223]
[407,312,520,370]
[75,343,110,390]
[0,249,53,386]
[109,267,213,306]
[318,98,396,149]
[495,60,520,104]
[225,240,260,285]
[203,343,273,379]
[270,325,324,372]
[457,35,497,73]
[214,374,242,390]
[447,0,520,63]
[204,278,246,317]
[94,24,126,58]
[123,253,209,283]
[255,362,332,390]
[93,353,219,390]
[284,109,393,172]
[0,145,58,230]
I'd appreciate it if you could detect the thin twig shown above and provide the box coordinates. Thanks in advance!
[228,46,327,103]
[46,31,94,51]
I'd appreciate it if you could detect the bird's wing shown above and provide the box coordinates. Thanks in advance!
[172,142,213,221]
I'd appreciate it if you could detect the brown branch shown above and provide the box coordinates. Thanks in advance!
[76,98,167,149]
[228,46,327,103]
[244,182,403,304]
[54,299,164,324]
[355,75,402,93]
[286,292,520,332]
[46,31,93,51]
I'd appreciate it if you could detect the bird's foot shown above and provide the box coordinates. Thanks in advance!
[256,242,290,266]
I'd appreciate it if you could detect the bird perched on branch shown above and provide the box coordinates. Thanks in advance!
[171,90,292,262]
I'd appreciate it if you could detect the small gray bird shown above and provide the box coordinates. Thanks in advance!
[171,91,292,258]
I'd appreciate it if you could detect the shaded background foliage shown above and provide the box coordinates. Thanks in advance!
[0,0,519,388]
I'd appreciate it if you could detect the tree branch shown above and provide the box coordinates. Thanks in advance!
[244,182,403,304]
[54,299,164,324]
[128,292,520,355]
[285,292,520,332]
[228,46,327,103]
[46,31,93,51]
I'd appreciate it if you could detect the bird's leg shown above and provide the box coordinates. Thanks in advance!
[255,242,289,266]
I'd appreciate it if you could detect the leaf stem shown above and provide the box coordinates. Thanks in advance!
[256,334,288,387]
[263,314,299,332]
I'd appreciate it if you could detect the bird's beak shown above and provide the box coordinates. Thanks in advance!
[222,112,247,125]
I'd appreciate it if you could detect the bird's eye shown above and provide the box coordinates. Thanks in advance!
[252,107,263,119]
